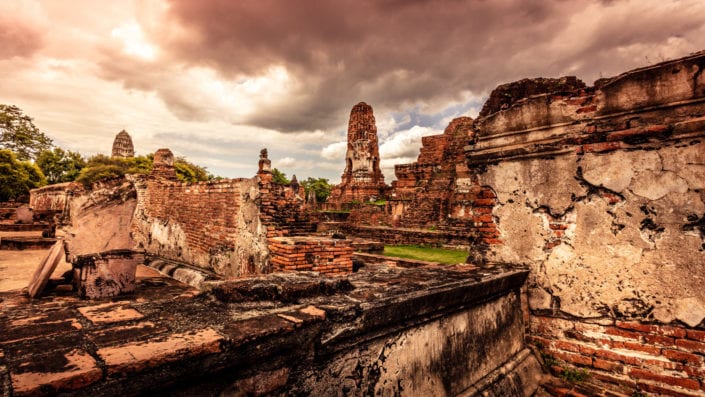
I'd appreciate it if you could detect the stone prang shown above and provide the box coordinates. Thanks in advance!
[328,102,386,205]
[111,129,135,158]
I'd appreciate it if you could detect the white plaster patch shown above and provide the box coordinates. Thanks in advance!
[674,297,705,327]
[630,170,688,200]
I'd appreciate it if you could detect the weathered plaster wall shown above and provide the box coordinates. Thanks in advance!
[468,51,705,394]
[299,291,534,396]
[29,182,83,215]
[131,175,269,278]
[63,179,137,260]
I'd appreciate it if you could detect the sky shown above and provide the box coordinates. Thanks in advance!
[2,0,705,183]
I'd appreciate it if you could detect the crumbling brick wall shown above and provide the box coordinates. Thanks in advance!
[132,175,269,278]
[467,51,705,395]
[258,171,316,239]
[387,117,499,251]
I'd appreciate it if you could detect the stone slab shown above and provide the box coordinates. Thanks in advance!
[97,328,223,375]
[26,240,64,298]
[9,349,101,395]
[77,301,144,325]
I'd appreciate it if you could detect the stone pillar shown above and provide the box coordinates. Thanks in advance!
[258,148,271,174]
[151,148,177,180]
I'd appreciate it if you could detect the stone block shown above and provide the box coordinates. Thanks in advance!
[26,240,65,298]
[73,250,143,299]
[14,206,33,224]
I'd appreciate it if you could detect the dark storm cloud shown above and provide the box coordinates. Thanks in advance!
[120,0,705,132]
[0,17,43,59]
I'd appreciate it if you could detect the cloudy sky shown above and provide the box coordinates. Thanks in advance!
[2,0,705,182]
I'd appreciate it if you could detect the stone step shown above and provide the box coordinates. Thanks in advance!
[0,223,49,232]
[0,236,57,250]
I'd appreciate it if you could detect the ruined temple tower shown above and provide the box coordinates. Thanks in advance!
[111,129,135,158]
[329,102,386,205]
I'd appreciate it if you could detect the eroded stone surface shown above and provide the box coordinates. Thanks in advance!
[0,262,533,396]
[78,301,144,325]
[10,349,101,395]
[98,328,223,375]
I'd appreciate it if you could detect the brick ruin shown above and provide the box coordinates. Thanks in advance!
[11,50,705,395]
[328,102,387,206]
[111,129,135,158]
[469,52,705,396]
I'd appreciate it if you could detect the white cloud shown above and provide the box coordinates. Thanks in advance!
[277,156,297,168]
[320,141,347,160]
[379,125,439,158]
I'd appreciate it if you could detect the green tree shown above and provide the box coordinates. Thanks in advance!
[0,105,52,161]
[174,156,211,182]
[36,148,86,184]
[0,149,47,201]
[302,177,332,202]
[271,168,290,185]
[75,153,213,186]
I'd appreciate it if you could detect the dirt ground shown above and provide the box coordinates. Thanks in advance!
[0,249,72,292]
[0,247,162,292]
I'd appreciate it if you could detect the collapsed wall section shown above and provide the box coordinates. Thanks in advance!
[467,51,705,395]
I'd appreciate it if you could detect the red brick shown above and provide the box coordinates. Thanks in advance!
[553,350,592,366]
[591,371,635,387]
[609,340,661,356]
[605,326,642,340]
[474,214,494,223]
[579,141,622,153]
[686,329,705,342]
[644,334,675,346]
[616,321,687,338]
[638,381,704,397]
[552,339,583,353]
[663,349,704,366]
[629,368,700,390]
[592,358,623,372]
[676,338,705,355]
[607,125,669,142]
[683,364,705,378]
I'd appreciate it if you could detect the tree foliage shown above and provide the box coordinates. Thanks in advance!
[302,177,332,202]
[271,168,290,185]
[0,105,52,161]
[36,148,86,184]
[174,156,210,182]
[75,153,213,186]
[0,149,47,201]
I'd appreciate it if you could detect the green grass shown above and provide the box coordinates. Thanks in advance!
[382,245,468,264]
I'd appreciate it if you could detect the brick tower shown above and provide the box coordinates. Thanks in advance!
[111,129,135,158]
[329,102,386,205]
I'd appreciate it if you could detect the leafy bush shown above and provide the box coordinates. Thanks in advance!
[0,149,47,201]
[75,153,213,186]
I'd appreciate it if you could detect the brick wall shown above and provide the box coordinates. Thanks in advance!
[466,51,705,395]
[269,236,353,274]
[132,175,269,278]
[532,316,705,395]
[258,172,316,238]
[382,117,499,252]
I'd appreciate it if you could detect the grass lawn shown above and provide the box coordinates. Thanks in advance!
[382,245,468,265]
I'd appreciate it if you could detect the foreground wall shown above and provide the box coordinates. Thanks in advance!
[0,263,540,396]
[469,52,705,394]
